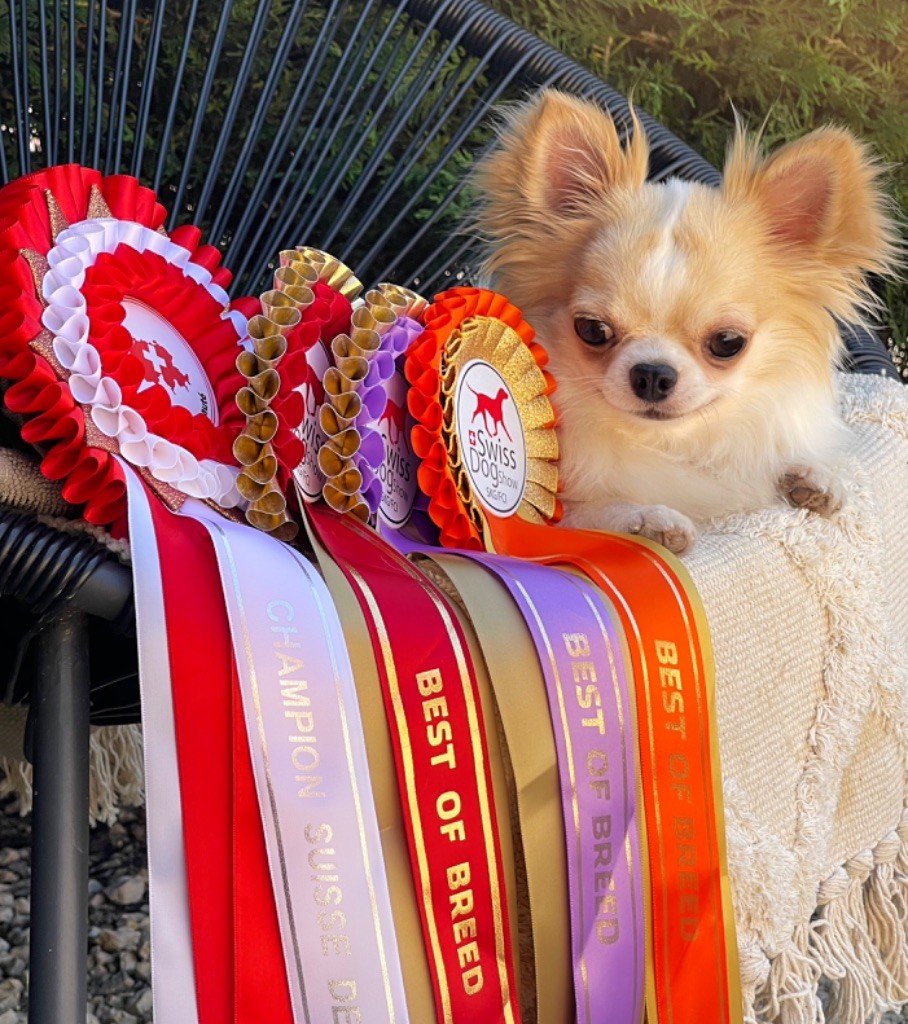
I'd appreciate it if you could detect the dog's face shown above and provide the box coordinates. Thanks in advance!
[474,91,898,441]
[558,176,767,426]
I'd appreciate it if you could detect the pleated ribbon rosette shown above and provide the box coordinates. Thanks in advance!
[0,164,246,529]
[0,170,410,1024]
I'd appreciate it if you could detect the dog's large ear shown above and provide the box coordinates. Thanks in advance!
[476,90,649,218]
[723,126,899,282]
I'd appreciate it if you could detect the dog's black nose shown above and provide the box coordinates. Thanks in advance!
[629,362,677,402]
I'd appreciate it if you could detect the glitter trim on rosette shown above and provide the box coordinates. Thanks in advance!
[0,165,247,530]
[316,281,426,522]
[404,286,561,549]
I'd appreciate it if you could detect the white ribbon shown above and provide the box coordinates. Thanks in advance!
[121,463,200,1024]
[185,501,409,1024]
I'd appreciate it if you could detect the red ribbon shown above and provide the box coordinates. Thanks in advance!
[307,506,523,1024]
[146,497,293,1024]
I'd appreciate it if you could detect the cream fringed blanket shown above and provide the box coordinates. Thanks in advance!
[685,373,908,1024]
[1,374,907,1021]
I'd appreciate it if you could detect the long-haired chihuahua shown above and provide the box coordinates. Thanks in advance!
[473,90,899,552]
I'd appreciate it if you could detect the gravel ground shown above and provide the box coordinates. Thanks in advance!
[0,794,906,1023]
[0,797,151,1024]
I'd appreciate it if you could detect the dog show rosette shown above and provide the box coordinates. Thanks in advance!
[400,285,742,1024]
[0,161,743,1024]
[405,287,561,549]
[0,165,247,529]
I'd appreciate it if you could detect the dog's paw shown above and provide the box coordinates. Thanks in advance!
[625,504,697,554]
[779,465,845,516]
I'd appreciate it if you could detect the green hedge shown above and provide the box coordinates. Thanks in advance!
[487,0,907,375]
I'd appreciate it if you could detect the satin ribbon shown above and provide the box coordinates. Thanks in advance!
[304,504,524,1024]
[121,464,199,1024]
[139,482,292,1024]
[187,501,409,1024]
[489,515,741,1024]
[415,553,573,1023]
[458,553,644,1024]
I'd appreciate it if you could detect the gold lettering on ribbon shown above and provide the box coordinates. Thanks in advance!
[565,632,621,948]
[305,824,365,1018]
[415,668,485,997]
[268,600,324,798]
[656,639,700,943]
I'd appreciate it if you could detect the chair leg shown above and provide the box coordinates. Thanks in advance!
[27,611,91,1024]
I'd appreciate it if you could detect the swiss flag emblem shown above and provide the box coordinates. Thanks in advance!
[131,337,191,392]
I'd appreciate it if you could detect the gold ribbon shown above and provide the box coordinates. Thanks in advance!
[303,517,437,1021]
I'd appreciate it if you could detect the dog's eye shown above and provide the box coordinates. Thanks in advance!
[707,329,747,360]
[574,316,615,347]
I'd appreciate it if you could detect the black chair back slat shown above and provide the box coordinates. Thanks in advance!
[207,0,312,244]
[130,0,168,178]
[151,0,199,194]
[225,0,356,281]
[194,0,276,226]
[168,0,235,225]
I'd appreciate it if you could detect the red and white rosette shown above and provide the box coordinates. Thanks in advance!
[0,164,246,529]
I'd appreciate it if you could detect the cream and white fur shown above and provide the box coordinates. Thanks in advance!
[473,91,899,552]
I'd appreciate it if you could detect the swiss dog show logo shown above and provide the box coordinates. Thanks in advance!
[454,359,526,516]
[123,298,218,422]
[377,371,417,527]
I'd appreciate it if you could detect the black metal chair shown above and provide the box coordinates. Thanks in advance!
[0,0,901,1021]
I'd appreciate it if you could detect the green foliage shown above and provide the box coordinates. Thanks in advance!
[486,0,907,371]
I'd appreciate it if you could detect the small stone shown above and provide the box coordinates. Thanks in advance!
[0,849,19,866]
[5,959,24,978]
[13,897,28,915]
[87,1014,102,1024]
[0,1008,20,1024]
[98,929,122,953]
[131,988,152,1016]
[106,876,146,906]
[0,977,23,1012]
[107,1010,137,1024]
[88,878,103,896]
[135,962,150,982]
[0,907,12,925]
[119,950,137,974]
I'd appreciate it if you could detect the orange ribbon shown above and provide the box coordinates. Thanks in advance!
[489,514,740,1023]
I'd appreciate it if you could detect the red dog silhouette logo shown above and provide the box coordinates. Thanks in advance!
[131,338,191,392]
[378,396,407,445]
[469,384,513,442]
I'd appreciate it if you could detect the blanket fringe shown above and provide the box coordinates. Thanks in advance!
[744,807,908,1023]
[0,724,144,827]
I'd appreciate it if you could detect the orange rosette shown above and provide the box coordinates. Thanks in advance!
[0,164,247,531]
[404,286,561,550]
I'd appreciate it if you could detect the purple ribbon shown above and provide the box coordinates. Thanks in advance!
[458,553,645,1024]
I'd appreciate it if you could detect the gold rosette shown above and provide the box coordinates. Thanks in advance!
[233,248,363,539]
[443,314,560,524]
[317,295,396,521]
